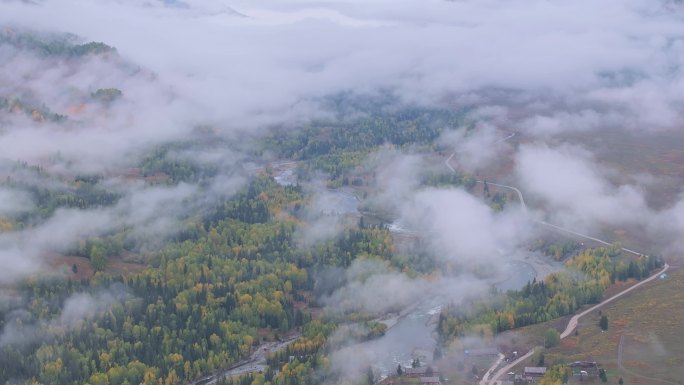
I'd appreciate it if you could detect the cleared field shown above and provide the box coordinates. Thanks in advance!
[506,267,684,385]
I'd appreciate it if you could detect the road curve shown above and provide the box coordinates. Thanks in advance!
[486,348,537,385]
[445,132,669,385]
[484,181,528,216]
[445,134,644,257]
[534,220,644,257]
[479,353,506,385]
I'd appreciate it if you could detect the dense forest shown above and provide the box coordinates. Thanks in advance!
[263,99,468,183]
[0,171,402,384]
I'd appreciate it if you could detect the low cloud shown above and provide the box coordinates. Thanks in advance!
[0,286,130,347]
[517,110,614,138]
[0,188,33,216]
[58,289,125,326]
[516,144,650,231]
[440,123,513,174]
[322,259,426,315]
[648,197,684,255]
[401,188,531,268]
[323,259,490,316]
[0,180,229,283]
[294,179,360,247]
[365,149,424,215]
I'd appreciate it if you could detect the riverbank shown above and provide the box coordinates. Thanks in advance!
[377,301,422,330]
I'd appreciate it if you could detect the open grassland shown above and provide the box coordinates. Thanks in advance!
[563,128,684,209]
[507,267,684,385]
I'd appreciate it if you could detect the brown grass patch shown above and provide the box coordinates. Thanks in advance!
[612,319,629,328]
[105,255,147,275]
[47,254,146,281]
[623,360,649,369]
[603,279,637,298]
[631,333,650,344]
[47,254,95,280]
[560,338,578,349]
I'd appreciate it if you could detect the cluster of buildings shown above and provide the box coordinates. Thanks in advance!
[501,361,600,385]
[385,366,444,385]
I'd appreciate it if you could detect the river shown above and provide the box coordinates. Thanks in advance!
[272,161,359,215]
[362,299,444,378]
[272,164,557,379]
[315,189,359,215]
[362,258,543,379]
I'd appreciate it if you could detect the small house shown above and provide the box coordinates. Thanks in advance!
[404,367,439,378]
[465,347,499,357]
[419,377,442,385]
[569,361,599,376]
[523,367,547,379]
[404,367,428,377]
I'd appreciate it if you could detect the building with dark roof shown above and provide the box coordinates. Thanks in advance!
[419,377,442,385]
[523,367,547,379]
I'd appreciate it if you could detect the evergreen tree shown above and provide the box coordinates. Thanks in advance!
[544,329,560,348]
[599,369,608,382]
[433,345,442,361]
[366,366,374,385]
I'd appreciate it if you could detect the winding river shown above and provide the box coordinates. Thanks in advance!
[272,164,556,379]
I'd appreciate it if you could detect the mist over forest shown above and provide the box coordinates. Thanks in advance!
[1,1,684,385]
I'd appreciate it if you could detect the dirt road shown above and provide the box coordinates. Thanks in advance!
[560,263,669,339]
[485,348,537,385]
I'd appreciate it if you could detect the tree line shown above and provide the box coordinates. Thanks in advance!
[438,247,664,339]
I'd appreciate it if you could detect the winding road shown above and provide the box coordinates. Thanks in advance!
[445,132,670,385]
